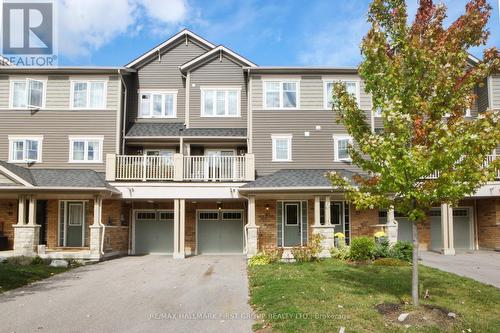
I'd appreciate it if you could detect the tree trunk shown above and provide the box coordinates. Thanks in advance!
[411,221,419,306]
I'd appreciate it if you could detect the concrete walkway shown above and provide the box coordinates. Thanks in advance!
[0,255,254,333]
[420,250,500,288]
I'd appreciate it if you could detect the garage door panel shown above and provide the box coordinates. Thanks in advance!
[135,219,174,255]
[198,212,244,254]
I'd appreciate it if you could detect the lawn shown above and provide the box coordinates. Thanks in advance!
[249,260,500,333]
[0,261,69,293]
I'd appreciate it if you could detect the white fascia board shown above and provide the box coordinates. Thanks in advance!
[113,183,245,199]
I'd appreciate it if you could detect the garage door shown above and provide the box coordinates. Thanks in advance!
[397,217,412,243]
[134,210,174,255]
[197,211,244,254]
[430,208,472,251]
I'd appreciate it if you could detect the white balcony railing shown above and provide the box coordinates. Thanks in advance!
[183,155,247,181]
[107,153,255,182]
[426,155,499,180]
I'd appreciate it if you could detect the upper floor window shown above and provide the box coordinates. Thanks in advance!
[272,134,292,162]
[71,80,107,109]
[324,80,359,109]
[333,135,353,162]
[10,79,46,109]
[201,87,240,117]
[8,136,43,163]
[263,80,299,109]
[69,136,103,163]
[139,90,177,118]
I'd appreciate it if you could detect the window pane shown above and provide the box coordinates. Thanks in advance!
[227,91,238,115]
[164,94,174,117]
[139,94,150,117]
[265,82,280,108]
[13,82,27,108]
[73,141,85,161]
[26,140,38,160]
[68,203,83,226]
[275,138,289,160]
[282,82,297,108]
[338,139,350,159]
[285,204,298,225]
[73,82,87,108]
[28,80,43,108]
[89,82,105,108]
[152,94,162,117]
[326,82,334,108]
[87,141,100,161]
[203,90,214,116]
[345,82,357,97]
[216,91,225,115]
[13,141,24,160]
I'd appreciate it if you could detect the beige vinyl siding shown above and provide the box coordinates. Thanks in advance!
[490,74,500,109]
[130,39,209,123]
[188,55,247,128]
[0,173,17,185]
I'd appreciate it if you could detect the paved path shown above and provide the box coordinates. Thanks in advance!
[420,250,500,288]
[0,255,254,333]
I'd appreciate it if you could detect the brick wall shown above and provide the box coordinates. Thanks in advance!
[476,198,500,250]
[0,199,17,249]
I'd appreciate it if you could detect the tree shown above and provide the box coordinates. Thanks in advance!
[328,0,500,306]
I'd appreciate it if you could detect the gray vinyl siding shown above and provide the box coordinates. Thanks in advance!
[129,39,209,124]
[0,75,120,172]
[0,173,17,185]
[490,74,500,109]
[476,78,489,113]
[188,55,247,128]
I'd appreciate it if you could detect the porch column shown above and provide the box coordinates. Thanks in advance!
[324,196,331,225]
[173,199,185,259]
[386,207,398,245]
[246,195,259,258]
[90,195,104,259]
[312,196,334,258]
[314,196,321,226]
[441,203,455,255]
[13,195,40,256]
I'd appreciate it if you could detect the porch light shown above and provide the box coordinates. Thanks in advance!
[217,202,222,211]
[265,204,270,211]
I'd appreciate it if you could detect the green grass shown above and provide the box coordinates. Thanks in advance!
[0,262,69,293]
[249,260,500,333]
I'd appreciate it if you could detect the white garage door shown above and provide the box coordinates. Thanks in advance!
[197,211,244,254]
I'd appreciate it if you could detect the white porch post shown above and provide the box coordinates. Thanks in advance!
[312,195,334,258]
[90,195,104,259]
[173,199,185,259]
[13,195,40,256]
[246,195,259,258]
[387,207,398,245]
[324,196,331,225]
[441,203,455,255]
[314,196,321,226]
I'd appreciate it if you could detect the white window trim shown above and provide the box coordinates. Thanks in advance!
[262,79,301,110]
[323,79,361,110]
[200,86,241,117]
[8,135,44,163]
[70,79,108,110]
[271,134,293,162]
[68,136,104,163]
[333,135,353,162]
[9,78,47,109]
[137,89,178,118]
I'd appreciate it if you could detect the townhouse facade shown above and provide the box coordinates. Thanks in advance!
[0,30,498,261]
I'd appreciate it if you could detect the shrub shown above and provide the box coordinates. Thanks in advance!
[330,245,350,260]
[349,237,376,261]
[374,238,390,259]
[30,256,45,265]
[6,256,33,266]
[248,253,271,266]
[373,258,410,266]
[389,241,413,262]
[262,247,283,263]
[291,247,314,262]
[309,234,324,258]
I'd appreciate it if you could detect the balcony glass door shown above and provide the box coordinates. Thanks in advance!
[204,149,235,180]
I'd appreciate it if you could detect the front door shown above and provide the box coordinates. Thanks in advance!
[61,201,85,247]
[283,202,301,247]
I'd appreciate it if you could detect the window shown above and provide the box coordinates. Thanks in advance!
[71,80,107,109]
[158,211,174,220]
[464,108,471,117]
[69,136,103,163]
[199,212,219,220]
[333,135,353,162]
[374,106,382,117]
[136,211,157,220]
[272,134,292,162]
[319,201,343,225]
[10,79,46,109]
[222,212,243,220]
[263,80,299,109]
[324,80,359,109]
[201,87,240,117]
[138,91,177,118]
[8,136,43,163]
[68,203,84,226]
[284,203,299,226]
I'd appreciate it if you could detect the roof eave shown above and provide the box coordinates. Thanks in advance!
[179,45,257,73]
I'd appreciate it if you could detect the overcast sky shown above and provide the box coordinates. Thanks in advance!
[55,0,500,67]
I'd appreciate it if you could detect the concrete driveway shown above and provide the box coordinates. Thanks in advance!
[420,250,500,288]
[0,255,254,333]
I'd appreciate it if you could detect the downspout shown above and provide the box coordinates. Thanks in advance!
[119,69,128,155]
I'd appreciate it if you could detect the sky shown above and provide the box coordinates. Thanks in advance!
[55,0,500,67]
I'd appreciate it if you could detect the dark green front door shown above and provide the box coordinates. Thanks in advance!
[283,203,301,247]
[66,202,84,247]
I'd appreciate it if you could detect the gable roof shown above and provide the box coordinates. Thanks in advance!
[126,29,216,68]
[180,45,257,72]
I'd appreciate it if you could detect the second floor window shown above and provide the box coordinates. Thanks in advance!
[272,134,292,162]
[139,91,177,118]
[333,135,353,162]
[69,137,103,163]
[9,136,43,163]
[71,81,107,109]
[201,88,240,117]
[264,80,298,109]
[324,80,359,109]
[10,79,45,109]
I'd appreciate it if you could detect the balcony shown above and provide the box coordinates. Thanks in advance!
[106,154,255,182]
[426,155,499,180]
